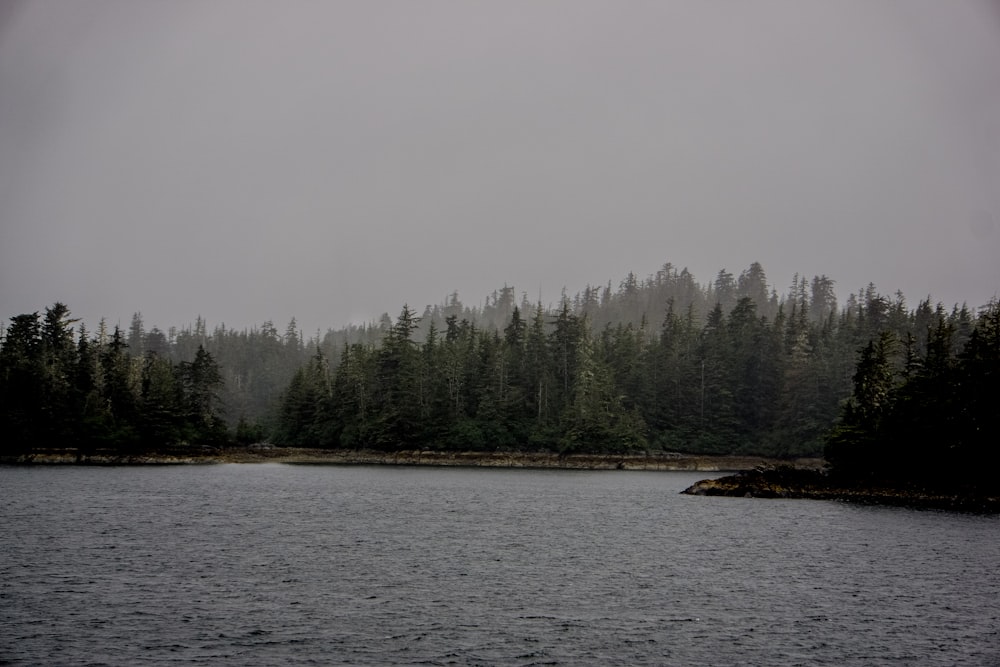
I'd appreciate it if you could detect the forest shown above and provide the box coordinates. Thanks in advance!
[2,261,997,485]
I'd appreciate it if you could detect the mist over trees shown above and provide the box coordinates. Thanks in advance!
[2,261,996,464]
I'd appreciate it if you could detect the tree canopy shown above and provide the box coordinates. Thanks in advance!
[3,262,995,480]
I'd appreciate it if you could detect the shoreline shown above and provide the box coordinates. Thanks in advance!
[1,447,822,472]
[7,449,994,512]
[681,467,1000,513]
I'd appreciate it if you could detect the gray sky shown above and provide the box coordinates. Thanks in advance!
[2,1,998,335]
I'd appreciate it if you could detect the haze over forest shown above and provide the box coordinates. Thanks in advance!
[3,257,997,462]
[1,1,999,335]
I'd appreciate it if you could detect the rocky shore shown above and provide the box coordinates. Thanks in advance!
[2,446,821,472]
[681,466,1000,512]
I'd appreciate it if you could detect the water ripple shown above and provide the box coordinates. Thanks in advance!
[2,465,999,666]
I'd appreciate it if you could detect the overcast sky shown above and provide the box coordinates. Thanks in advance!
[2,1,998,335]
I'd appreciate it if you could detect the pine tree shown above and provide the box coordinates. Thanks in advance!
[559,331,646,454]
[39,303,79,445]
[954,302,1000,489]
[139,353,182,448]
[366,306,423,450]
[95,327,141,449]
[177,345,226,445]
[825,331,897,479]
[0,312,43,453]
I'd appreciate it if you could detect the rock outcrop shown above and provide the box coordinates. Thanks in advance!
[682,466,1000,512]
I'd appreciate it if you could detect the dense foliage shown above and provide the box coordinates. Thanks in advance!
[273,281,991,458]
[825,302,1000,492]
[0,304,229,456]
[3,262,994,465]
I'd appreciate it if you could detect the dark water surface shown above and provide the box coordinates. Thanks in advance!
[2,464,998,666]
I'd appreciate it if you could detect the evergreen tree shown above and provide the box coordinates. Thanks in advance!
[366,306,423,450]
[825,331,897,479]
[39,303,79,444]
[331,342,376,449]
[127,312,145,356]
[177,345,226,445]
[73,323,106,454]
[559,330,646,453]
[693,303,738,452]
[139,353,183,448]
[499,307,532,443]
[100,326,141,450]
[276,347,335,447]
[525,303,553,433]
[0,312,43,453]
[954,302,1000,489]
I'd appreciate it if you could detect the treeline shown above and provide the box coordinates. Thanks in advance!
[273,269,989,458]
[0,303,232,455]
[825,302,999,491]
[2,261,993,461]
[13,261,801,435]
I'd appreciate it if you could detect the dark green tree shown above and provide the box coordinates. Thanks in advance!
[825,331,897,479]
[139,353,183,448]
[276,346,335,447]
[177,345,227,445]
[365,306,423,450]
[559,331,646,453]
[100,326,141,450]
[0,312,43,453]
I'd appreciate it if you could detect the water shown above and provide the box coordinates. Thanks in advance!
[2,465,998,666]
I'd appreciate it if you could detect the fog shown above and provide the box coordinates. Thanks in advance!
[1,1,998,334]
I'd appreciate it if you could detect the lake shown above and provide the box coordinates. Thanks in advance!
[2,464,998,666]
